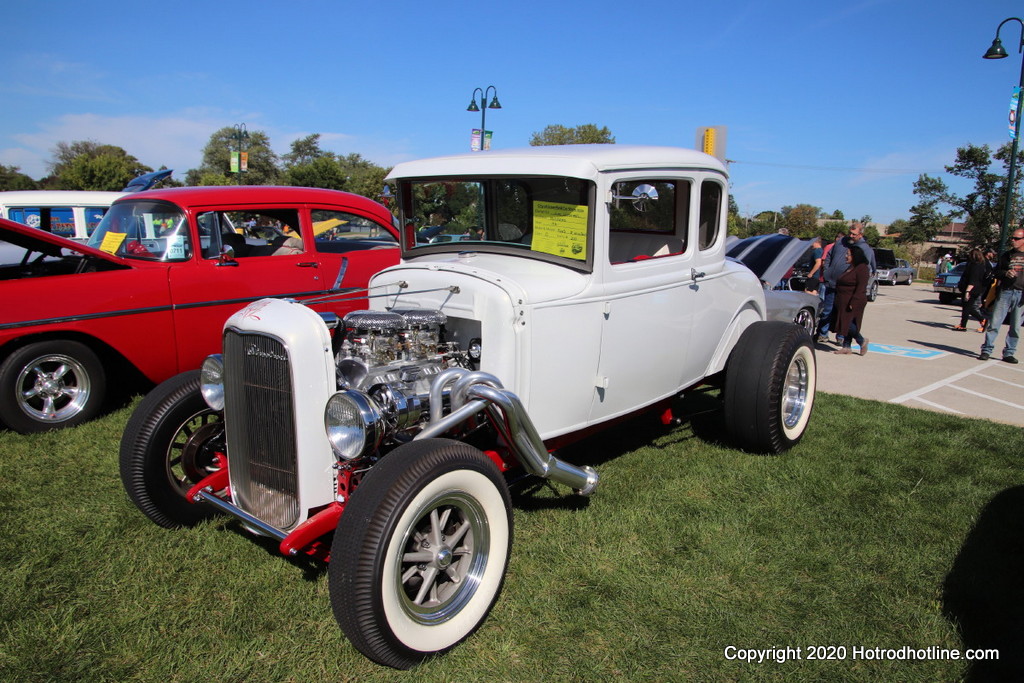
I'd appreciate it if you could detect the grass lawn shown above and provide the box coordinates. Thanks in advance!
[1,391,1021,682]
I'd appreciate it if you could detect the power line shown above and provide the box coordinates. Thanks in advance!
[727,159,945,175]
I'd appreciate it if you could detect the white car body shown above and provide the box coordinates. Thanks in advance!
[0,190,125,241]
[370,145,765,440]
[122,145,817,669]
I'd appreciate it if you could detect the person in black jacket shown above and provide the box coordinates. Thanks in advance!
[953,249,990,331]
[978,230,1024,363]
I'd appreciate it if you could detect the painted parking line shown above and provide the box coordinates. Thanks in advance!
[852,343,947,359]
[889,363,992,405]
[889,362,1024,416]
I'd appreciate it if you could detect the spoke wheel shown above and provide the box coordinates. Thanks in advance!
[120,370,223,528]
[330,439,512,669]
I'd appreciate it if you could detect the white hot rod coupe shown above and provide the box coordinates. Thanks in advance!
[120,145,816,669]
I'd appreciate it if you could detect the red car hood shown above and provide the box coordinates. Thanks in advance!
[0,217,136,266]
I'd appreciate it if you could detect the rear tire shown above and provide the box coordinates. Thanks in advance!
[330,439,512,669]
[724,322,816,454]
[119,370,223,528]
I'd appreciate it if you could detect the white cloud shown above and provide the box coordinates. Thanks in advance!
[1,112,417,180]
[4,112,230,179]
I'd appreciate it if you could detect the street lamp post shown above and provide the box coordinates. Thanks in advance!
[466,86,501,151]
[232,123,250,185]
[984,18,1024,254]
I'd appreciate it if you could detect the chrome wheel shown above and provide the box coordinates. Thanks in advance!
[794,308,815,336]
[394,490,490,624]
[782,348,812,434]
[16,352,91,422]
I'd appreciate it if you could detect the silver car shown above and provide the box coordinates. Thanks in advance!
[875,249,915,285]
[727,234,820,336]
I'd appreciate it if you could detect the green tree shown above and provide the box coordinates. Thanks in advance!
[46,140,152,190]
[918,142,1024,249]
[0,164,37,190]
[337,153,390,200]
[284,156,347,190]
[780,204,821,238]
[902,174,951,244]
[819,221,849,243]
[186,127,279,186]
[529,124,615,146]
[282,133,331,168]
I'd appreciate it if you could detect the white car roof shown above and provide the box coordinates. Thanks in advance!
[0,190,126,207]
[387,145,728,182]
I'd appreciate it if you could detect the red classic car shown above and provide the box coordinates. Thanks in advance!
[0,186,399,433]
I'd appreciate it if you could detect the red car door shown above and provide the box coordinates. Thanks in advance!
[166,205,329,372]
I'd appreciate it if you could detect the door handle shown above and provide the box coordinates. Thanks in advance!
[297,261,319,268]
[691,268,706,281]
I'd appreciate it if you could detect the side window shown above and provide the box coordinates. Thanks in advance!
[7,207,75,238]
[208,209,303,258]
[85,208,108,237]
[608,180,688,263]
[698,181,723,250]
[311,209,397,253]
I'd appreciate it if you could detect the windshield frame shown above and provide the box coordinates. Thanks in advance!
[86,199,191,262]
[397,175,596,273]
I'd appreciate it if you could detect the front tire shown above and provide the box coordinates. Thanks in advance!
[724,322,816,454]
[330,439,512,669]
[0,340,106,433]
[119,370,223,528]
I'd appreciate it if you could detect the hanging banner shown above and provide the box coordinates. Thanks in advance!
[470,129,493,151]
[1011,87,1020,140]
[230,152,240,173]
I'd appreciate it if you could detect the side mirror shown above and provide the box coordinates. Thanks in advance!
[216,244,239,267]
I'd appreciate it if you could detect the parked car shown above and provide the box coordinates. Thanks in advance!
[0,186,398,433]
[120,145,817,669]
[0,170,173,241]
[727,233,820,335]
[933,262,966,304]
[874,248,915,285]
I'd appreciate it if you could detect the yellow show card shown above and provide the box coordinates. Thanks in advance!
[531,201,588,261]
[99,231,127,255]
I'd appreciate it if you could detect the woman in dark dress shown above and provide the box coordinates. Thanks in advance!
[834,247,869,355]
[953,248,990,332]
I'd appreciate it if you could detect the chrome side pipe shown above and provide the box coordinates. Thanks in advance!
[415,370,599,495]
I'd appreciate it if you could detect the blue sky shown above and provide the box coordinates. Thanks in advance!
[2,0,1022,223]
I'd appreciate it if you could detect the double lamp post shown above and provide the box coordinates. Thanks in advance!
[466,86,501,152]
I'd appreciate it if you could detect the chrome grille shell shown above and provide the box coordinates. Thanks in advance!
[223,328,299,530]
[220,298,341,534]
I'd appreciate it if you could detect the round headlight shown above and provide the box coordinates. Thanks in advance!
[200,355,225,411]
[325,391,384,460]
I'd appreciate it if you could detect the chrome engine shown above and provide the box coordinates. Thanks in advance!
[333,308,473,434]
[337,309,470,389]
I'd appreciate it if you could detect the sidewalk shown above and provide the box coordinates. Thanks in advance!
[813,282,1024,427]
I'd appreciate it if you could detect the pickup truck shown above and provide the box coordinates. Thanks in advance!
[119,145,817,668]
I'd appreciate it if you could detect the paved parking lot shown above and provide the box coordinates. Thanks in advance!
[813,280,1024,427]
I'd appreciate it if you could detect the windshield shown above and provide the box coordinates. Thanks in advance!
[87,201,190,261]
[399,176,594,270]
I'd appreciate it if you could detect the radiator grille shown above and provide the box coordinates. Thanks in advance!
[223,328,299,530]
